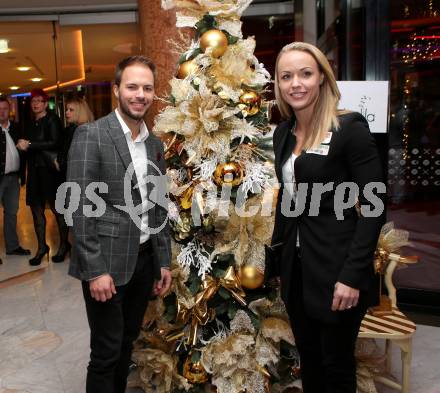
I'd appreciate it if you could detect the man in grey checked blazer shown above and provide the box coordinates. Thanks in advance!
[67,56,171,393]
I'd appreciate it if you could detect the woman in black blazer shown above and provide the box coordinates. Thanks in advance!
[270,42,385,393]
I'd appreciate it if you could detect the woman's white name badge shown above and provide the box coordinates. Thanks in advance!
[306,132,332,155]
[306,145,330,156]
[321,132,333,144]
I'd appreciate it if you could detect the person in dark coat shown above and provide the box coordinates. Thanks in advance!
[48,96,94,263]
[269,42,386,393]
[16,89,67,265]
[0,96,30,259]
[56,96,94,179]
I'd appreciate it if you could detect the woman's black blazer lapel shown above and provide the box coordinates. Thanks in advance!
[274,118,296,180]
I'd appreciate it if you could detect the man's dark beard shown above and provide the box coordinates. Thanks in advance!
[119,99,147,121]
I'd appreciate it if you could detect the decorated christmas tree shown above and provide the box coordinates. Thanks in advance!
[131,1,301,392]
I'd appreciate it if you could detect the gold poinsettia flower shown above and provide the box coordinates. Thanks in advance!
[162,0,252,37]
[206,38,271,98]
[211,195,274,269]
[131,348,191,393]
[209,38,256,90]
[154,78,240,163]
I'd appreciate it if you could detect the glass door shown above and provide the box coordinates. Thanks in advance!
[387,0,440,306]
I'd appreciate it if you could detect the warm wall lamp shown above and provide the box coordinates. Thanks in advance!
[0,39,9,53]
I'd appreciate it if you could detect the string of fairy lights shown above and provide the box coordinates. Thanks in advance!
[402,77,411,160]
[402,32,440,63]
[398,0,439,160]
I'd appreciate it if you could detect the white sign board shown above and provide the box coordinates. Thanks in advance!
[337,81,389,133]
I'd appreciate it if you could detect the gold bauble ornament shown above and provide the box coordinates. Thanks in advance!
[213,161,244,187]
[239,91,261,116]
[177,59,198,79]
[183,354,208,384]
[238,265,265,289]
[200,29,228,58]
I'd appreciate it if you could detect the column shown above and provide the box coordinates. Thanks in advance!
[137,0,185,128]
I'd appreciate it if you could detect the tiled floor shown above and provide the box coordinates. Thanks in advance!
[1,190,440,392]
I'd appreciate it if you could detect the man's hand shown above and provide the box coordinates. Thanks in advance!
[54,158,60,172]
[89,274,116,302]
[331,282,359,311]
[153,268,172,297]
[16,139,30,151]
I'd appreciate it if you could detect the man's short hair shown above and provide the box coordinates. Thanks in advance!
[114,56,156,87]
[0,96,10,106]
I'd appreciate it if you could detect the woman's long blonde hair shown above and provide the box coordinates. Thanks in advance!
[66,97,94,125]
[274,42,343,150]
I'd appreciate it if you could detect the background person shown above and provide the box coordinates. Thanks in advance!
[0,96,30,258]
[270,42,385,393]
[49,96,94,263]
[17,88,65,266]
[67,56,172,393]
[55,96,94,177]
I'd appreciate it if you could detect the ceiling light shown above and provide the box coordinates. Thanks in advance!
[9,86,20,90]
[0,39,9,53]
[17,66,31,72]
[31,77,42,82]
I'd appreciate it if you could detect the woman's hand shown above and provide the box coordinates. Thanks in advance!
[268,276,281,288]
[54,158,60,171]
[332,282,359,311]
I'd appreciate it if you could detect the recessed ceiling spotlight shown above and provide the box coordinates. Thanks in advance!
[17,66,31,72]
[0,39,9,53]
[31,77,42,82]
[9,86,19,90]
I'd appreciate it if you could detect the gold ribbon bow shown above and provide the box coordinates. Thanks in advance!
[194,266,247,312]
[374,222,419,274]
[174,294,215,346]
[374,248,418,274]
[169,266,247,346]
[218,266,247,306]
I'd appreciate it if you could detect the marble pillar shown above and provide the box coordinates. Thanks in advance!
[137,1,189,129]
